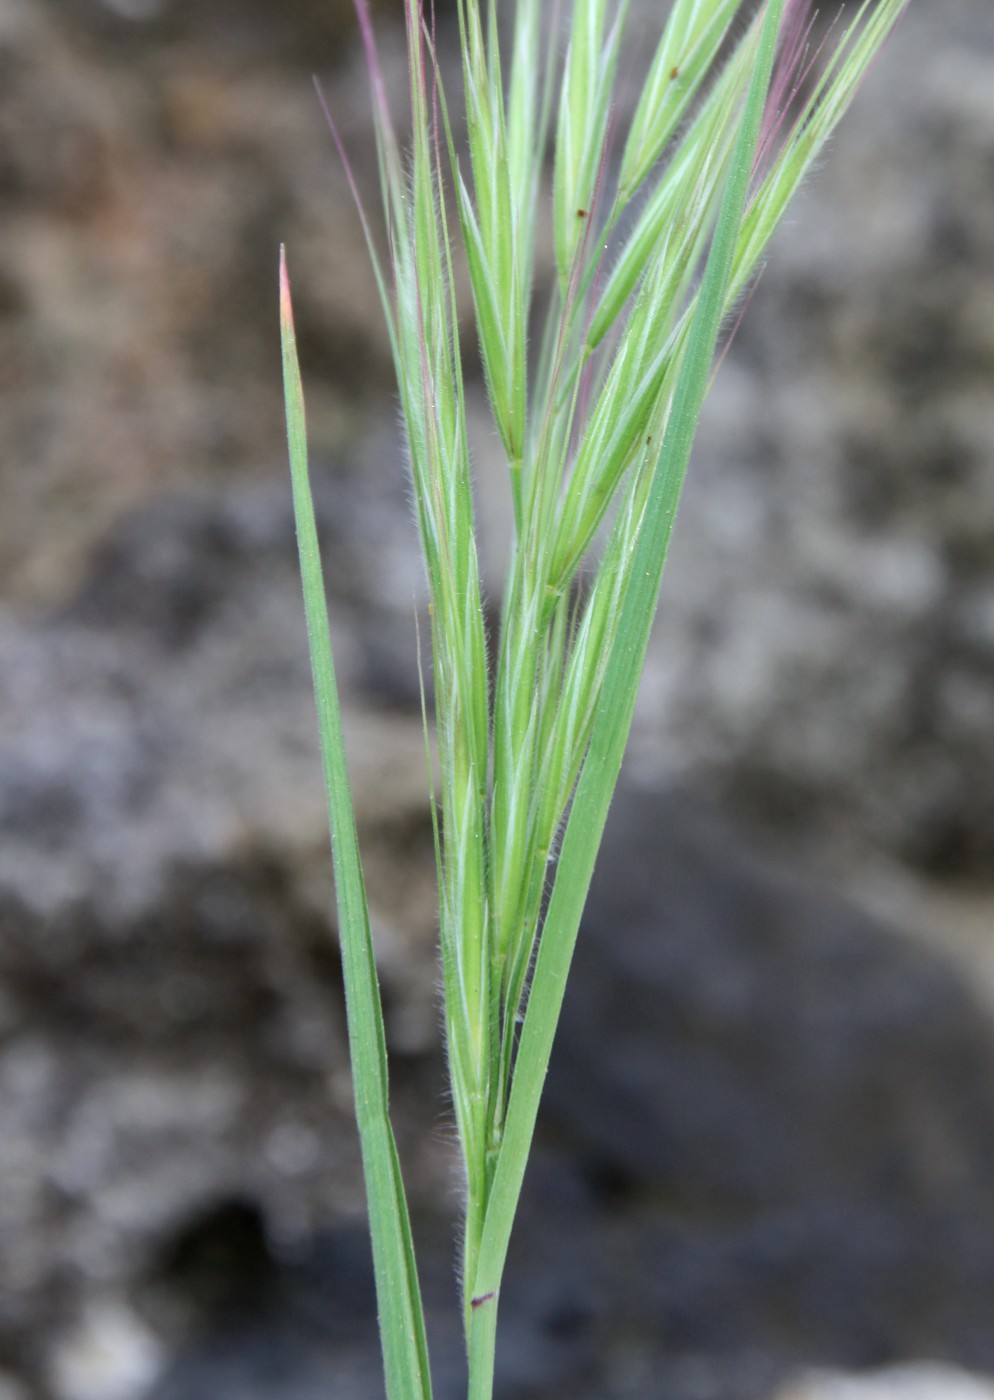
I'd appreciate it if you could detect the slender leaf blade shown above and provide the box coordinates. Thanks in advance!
[280,248,433,1400]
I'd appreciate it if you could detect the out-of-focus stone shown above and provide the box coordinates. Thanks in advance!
[0,472,445,1387]
[546,787,994,1217]
[536,784,994,1382]
[774,1365,994,1400]
[0,0,405,607]
[129,783,994,1400]
[48,1300,165,1400]
[0,0,992,1396]
[627,0,994,877]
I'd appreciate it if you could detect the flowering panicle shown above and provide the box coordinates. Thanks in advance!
[280,4,909,1398]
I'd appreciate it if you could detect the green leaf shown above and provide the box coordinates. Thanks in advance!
[280,249,433,1400]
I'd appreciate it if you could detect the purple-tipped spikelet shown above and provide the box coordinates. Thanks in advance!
[756,0,820,173]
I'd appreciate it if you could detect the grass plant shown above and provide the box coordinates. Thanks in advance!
[280,2,908,1396]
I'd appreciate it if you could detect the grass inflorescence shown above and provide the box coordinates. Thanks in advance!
[280,2,908,1397]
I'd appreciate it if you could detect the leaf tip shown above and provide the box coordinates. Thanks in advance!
[279,245,294,332]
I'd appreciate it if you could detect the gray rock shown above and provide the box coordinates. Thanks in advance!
[547,785,994,1214]
[134,784,994,1400]
[774,1365,994,1400]
[0,473,445,1390]
[628,0,994,875]
[2,0,993,1396]
[539,783,994,1383]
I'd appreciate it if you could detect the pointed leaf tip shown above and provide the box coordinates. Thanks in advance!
[279,245,294,327]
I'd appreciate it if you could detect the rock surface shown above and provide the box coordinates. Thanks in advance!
[0,0,993,1398]
[94,783,994,1400]
[773,1366,994,1400]
[0,473,446,1395]
[538,785,994,1392]
[5,474,994,1398]
[634,0,994,876]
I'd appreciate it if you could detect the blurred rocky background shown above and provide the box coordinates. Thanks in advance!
[1,1,993,1397]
